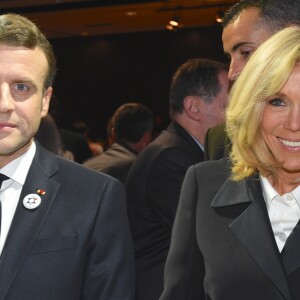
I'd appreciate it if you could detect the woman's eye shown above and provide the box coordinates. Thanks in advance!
[268,98,285,106]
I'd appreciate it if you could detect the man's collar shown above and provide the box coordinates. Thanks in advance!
[0,142,36,185]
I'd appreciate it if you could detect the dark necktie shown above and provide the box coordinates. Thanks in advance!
[0,174,9,235]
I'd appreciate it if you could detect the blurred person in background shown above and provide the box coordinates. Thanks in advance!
[35,114,74,160]
[126,58,229,300]
[204,0,300,160]
[84,102,153,184]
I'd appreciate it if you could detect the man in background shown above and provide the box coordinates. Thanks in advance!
[84,102,153,184]
[204,0,300,160]
[126,58,229,300]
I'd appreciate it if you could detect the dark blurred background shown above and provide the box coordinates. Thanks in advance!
[0,0,236,140]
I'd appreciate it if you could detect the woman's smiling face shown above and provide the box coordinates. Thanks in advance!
[262,63,300,175]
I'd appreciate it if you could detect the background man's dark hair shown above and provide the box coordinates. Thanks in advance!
[169,58,227,115]
[222,0,300,32]
[112,103,153,144]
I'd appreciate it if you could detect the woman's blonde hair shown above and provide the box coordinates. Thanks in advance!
[226,27,300,181]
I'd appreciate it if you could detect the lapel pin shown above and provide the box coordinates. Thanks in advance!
[36,189,46,195]
[23,194,41,210]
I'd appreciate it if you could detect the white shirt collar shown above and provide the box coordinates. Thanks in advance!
[260,175,300,208]
[0,141,36,186]
[260,175,277,208]
[189,134,204,151]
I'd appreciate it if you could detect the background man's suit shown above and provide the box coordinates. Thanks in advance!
[204,123,230,160]
[84,142,137,184]
[161,158,300,300]
[126,121,204,300]
[0,143,135,300]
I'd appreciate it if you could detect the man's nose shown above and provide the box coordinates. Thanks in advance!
[228,60,242,81]
[0,86,14,113]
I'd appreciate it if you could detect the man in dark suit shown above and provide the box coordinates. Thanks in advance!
[125,58,229,300]
[204,0,300,161]
[204,122,229,160]
[84,102,153,184]
[0,13,134,299]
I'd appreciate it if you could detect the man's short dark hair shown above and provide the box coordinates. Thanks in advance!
[0,14,56,89]
[169,58,227,115]
[112,103,153,144]
[222,0,300,33]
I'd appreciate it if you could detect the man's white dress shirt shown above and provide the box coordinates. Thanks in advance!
[0,142,35,255]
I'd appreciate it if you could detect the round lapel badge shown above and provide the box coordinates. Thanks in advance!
[23,194,41,210]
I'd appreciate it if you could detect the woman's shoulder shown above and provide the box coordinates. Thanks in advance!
[189,157,231,183]
[194,157,230,171]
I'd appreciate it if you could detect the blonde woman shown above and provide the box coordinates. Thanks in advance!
[161,27,300,300]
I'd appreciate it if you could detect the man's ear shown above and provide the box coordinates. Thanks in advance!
[41,87,53,117]
[110,127,116,144]
[134,130,152,152]
[183,96,202,121]
[141,130,152,146]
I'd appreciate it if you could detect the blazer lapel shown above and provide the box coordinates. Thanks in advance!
[0,145,60,299]
[212,176,292,300]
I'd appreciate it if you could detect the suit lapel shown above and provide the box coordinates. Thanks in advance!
[0,145,60,299]
[167,122,204,161]
[212,176,292,300]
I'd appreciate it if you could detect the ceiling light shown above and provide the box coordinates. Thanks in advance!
[166,24,174,31]
[215,11,224,23]
[169,16,180,27]
[126,11,137,16]
[167,15,180,31]
[169,20,178,26]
